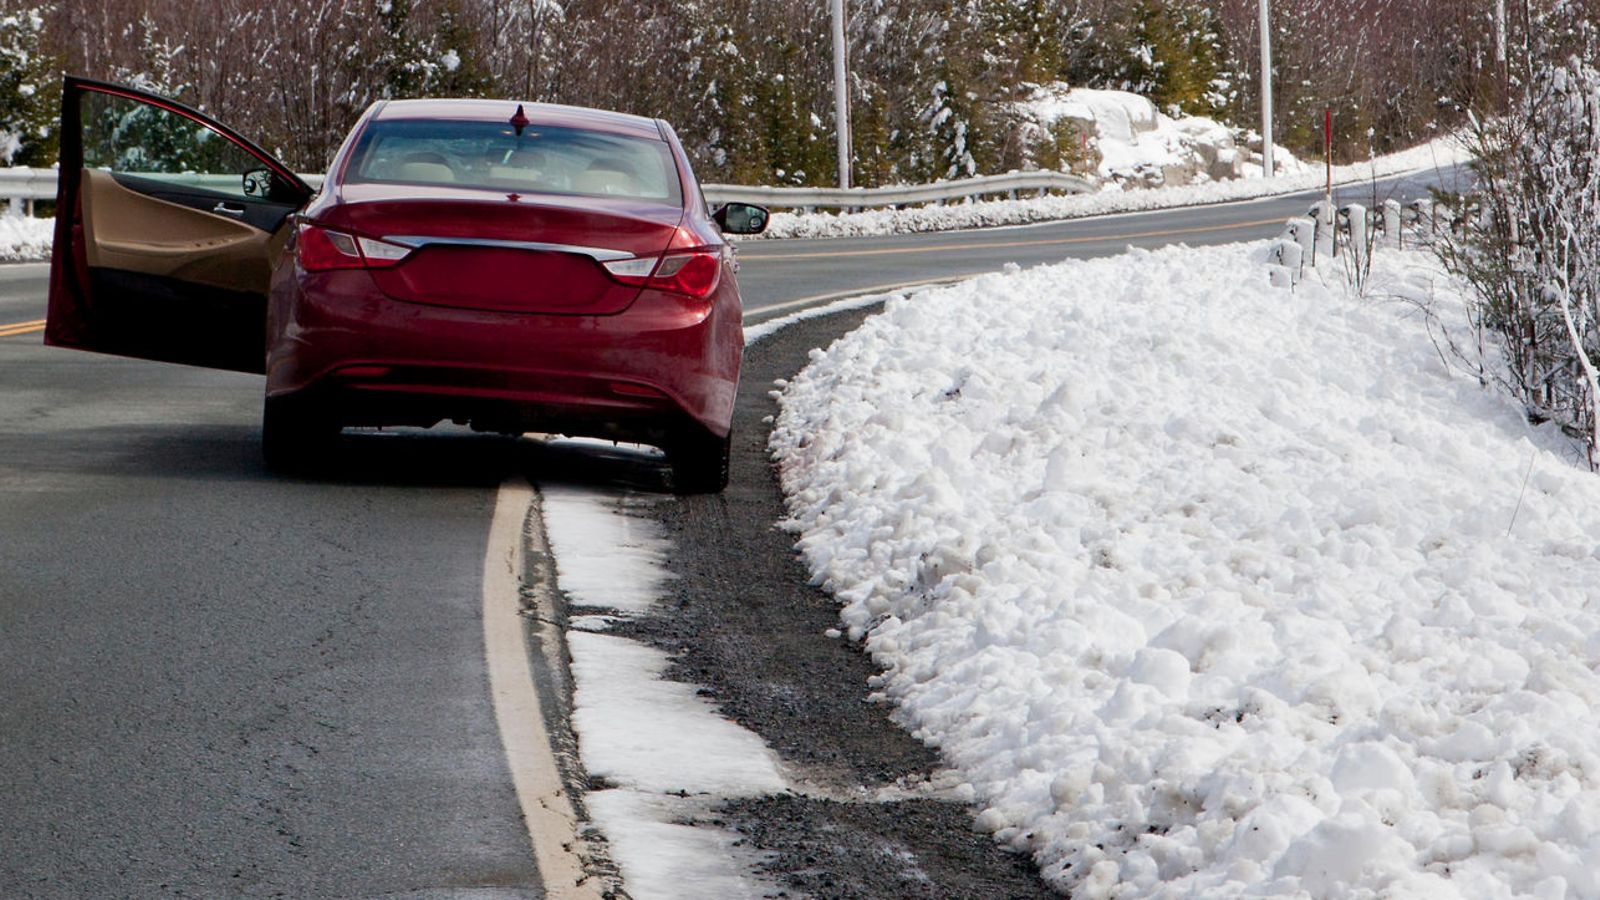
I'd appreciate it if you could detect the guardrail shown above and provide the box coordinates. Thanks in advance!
[2,165,1091,216]
[0,167,55,212]
[704,170,1094,210]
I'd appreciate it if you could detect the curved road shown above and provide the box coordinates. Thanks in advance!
[0,168,1456,897]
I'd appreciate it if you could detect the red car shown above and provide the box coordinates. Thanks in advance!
[45,76,768,492]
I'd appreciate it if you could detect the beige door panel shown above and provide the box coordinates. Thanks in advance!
[79,168,274,295]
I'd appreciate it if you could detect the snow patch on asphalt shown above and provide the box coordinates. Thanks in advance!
[540,484,787,900]
[770,241,1600,896]
[542,484,672,615]
[584,791,775,900]
[568,631,786,796]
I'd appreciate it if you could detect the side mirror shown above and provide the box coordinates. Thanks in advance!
[244,166,300,203]
[713,202,770,236]
[243,167,273,198]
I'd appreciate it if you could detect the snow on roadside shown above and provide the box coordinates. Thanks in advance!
[0,213,50,261]
[759,137,1469,240]
[770,242,1600,897]
[540,481,787,900]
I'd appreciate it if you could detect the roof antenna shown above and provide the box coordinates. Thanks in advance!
[509,104,530,136]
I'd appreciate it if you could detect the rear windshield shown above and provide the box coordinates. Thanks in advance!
[344,118,682,205]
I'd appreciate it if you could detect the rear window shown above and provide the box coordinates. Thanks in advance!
[344,118,682,205]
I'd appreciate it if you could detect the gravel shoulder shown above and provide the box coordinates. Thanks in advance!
[618,304,1055,898]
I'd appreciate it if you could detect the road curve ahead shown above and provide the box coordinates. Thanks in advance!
[734,163,1469,320]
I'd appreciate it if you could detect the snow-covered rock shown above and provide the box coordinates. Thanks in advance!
[1013,83,1303,189]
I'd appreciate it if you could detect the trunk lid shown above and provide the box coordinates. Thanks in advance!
[324,186,684,315]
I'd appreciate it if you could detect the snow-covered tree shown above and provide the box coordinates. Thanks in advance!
[428,0,494,98]
[29,0,1513,182]
[1436,1,1600,465]
[1077,0,1235,118]
[0,1,59,167]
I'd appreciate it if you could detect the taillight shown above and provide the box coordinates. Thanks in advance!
[297,223,412,272]
[602,249,722,299]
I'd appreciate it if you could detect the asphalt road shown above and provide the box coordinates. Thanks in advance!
[0,167,1463,897]
[0,349,545,896]
[733,165,1469,319]
[0,261,46,323]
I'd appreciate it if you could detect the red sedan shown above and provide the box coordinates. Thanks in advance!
[45,77,768,492]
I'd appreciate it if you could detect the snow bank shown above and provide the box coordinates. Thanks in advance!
[0,213,50,261]
[760,137,1469,240]
[771,243,1600,897]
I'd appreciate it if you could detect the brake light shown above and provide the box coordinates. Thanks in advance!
[298,223,361,271]
[602,249,722,299]
[297,223,412,272]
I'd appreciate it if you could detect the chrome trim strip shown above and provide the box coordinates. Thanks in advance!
[382,235,636,262]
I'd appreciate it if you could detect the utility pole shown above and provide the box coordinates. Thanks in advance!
[831,0,851,190]
[1259,0,1274,179]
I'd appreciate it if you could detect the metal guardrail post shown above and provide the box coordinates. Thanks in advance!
[1407,198,1434,237]
[1308,200,1336,264]
[1382,199,1403,248]
[1283,217,1316,270]
[1341,203,1370,271]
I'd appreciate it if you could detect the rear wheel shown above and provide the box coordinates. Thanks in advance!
[262,394,339,473]
[669,427,731,495]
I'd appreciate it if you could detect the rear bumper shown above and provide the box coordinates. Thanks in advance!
[265,267,742,441]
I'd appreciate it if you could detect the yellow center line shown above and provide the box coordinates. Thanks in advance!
[738,216,1287,262]
[0,319,46,338]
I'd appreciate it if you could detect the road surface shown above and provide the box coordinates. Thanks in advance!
[0,167,1460,896]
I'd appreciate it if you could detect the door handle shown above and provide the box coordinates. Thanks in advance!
[212,202,246,217]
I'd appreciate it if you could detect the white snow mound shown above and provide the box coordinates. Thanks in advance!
[771,242,1600,897]
[1017,85,1301,186]
[0,213,50,261]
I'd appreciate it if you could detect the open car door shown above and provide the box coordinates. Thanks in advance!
[46,76,313,374]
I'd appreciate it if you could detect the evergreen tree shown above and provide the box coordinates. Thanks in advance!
[429,0,495,97]
[917,9,994,181]
[374,0,435,99]
[0,1,58,167]
[1100,0,1234,117]
[985,0,1068,88]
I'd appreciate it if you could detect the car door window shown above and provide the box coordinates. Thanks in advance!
[82,89,311,220]
[82,91,264,197]
[77,89,304,236]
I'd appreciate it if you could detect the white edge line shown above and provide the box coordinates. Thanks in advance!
[743,276,970,333]
[483,478,605,900]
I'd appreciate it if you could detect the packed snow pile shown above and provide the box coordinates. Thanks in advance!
[761,136,1468,240]
[0,213,50,261]
[771,242,1600,897]
[1016,85,1304,188]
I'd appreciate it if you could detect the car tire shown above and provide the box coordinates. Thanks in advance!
[262,394,339,474]
[669,427,731,495]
